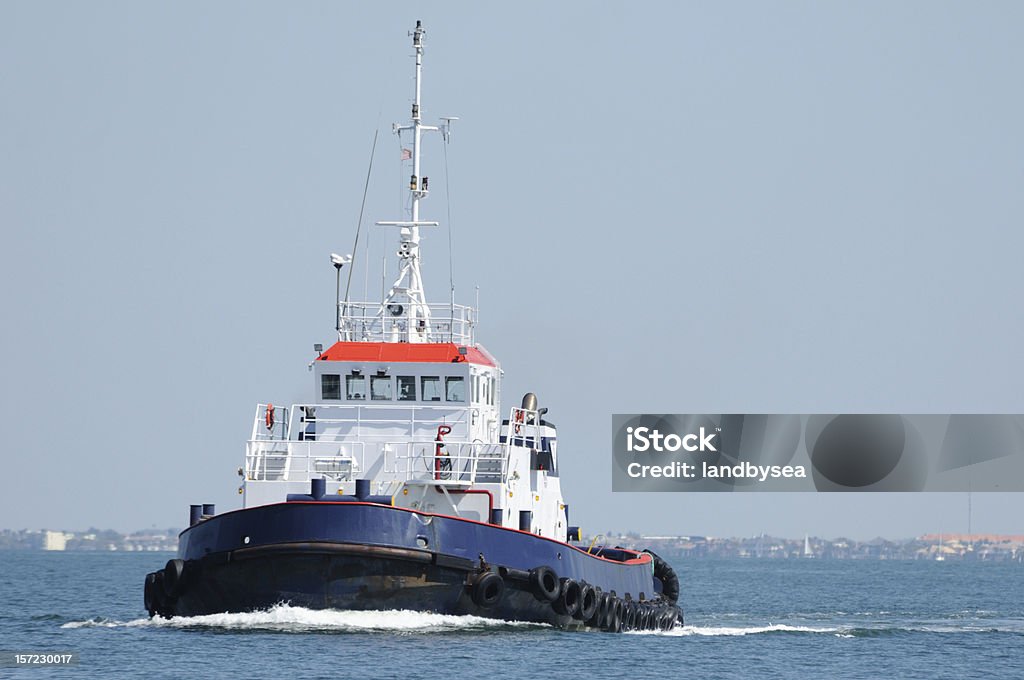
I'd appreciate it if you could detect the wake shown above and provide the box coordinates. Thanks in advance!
[61,604,548,633]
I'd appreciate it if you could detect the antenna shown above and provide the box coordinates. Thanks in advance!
[374,21,457,343]
[338,130,379,340]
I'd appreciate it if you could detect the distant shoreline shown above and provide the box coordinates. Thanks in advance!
[2,528,1021,562]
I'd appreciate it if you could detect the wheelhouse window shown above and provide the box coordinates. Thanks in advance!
[397,376,416,401]
[371,375,392,401]
[445,376,465,402]
[346,375,366,400]
[421,376,442,401]
[321,374,341,400]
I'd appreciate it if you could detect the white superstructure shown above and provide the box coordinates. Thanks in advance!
[241,22,569,541]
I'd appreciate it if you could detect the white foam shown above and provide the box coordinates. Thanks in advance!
[62,604,548,632]
[629,623,839,637]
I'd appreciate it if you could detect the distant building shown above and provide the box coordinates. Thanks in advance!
[43,531,71,551]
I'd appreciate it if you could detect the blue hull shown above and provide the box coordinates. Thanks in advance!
[145,501,681,631]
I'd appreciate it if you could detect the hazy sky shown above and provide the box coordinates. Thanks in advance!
[2,2,1022,540]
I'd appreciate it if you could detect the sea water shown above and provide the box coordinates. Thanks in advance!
[1,552,1021,678]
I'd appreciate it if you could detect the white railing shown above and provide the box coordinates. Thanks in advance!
[385,440,508,484]
[337,301,476,345]
[245,440,366,482]
[251,403,291,442]
[245,437,507,485]
[287,403,472,442]
[505,406,542,441]
[245,402,497,483]
[250,403,474,444]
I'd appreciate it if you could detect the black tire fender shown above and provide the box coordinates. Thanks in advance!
[585,589,605,627]
[163,559,185,598]
[470,571,505,608]
[663,607,679,630]
[595,592,612,627]
[623,600,637,631]
[576,583,598,621]
[552,578,580,617]
[143,573,157,615]
[604,599,623,633]
[639,606,652,630]
[528,566,560,603]
[643,549,680,604]
[152,571,170,618]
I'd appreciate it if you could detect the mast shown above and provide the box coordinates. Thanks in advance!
[375,20,455,343]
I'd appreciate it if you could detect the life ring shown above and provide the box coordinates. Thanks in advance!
[527,565,560,602]
[265,404,275,430]
[469,571,505,608]
[513,410,524,435]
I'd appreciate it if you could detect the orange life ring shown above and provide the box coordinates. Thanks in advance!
[265,403,275,430]
[513,410,524,435]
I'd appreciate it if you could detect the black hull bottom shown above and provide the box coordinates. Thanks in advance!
[146,503,683,632]
[145,542,682,632]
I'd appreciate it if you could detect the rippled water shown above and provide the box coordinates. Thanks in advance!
[2,552,1021,678]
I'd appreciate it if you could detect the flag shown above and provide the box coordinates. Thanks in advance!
[401,148,412,160]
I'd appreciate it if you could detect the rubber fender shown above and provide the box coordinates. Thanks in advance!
[662,607,679,630]
[600,597,618,631]
[152,571,170,618]
[643,549,680,604]
[657,608,676,631]
[143,573,157,615]
[585,589,606,626]
[633,605,646,630]
[604,599,623,633]
[639,606,652,630]
[594,592,612,628]
[576,583,598,621]
[528,566,560,603]
[163,559,185,598]
[552,578,580,617]
[470,571,505,608]
[623,600,637,631]
[647,607,660,630]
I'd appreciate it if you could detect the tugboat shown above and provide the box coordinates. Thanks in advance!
[143,21,681,633]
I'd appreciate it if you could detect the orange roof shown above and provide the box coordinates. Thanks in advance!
[317,342,496,367]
